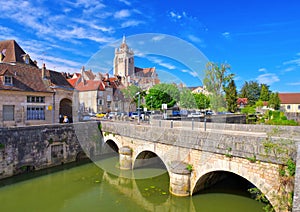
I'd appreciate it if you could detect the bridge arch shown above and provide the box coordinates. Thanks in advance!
[132,148,169,173]
[103,133,122,150]
[133,150,167,170]
[191,164,276,209]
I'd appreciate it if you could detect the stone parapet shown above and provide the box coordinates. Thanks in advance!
[101,121,298,165]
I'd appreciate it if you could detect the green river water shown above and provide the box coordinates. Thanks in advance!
[0,157,266,212]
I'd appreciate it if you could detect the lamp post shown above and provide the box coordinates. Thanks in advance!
[204,97,207,131]
[136,92,140,124]
[150,96,153,111]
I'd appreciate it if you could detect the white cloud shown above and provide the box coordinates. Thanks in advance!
[222,32,231,39]
[152,35,166,42]
[148,57,176,70]
[121,20,143,28]
[256,73,279,85]
[114,9,131,19]
[283,67,295,72]
[119,0,131,6]
[258,68,267,72]
[169,11,182,19]
[190,71,198,77]
[287,82,300,86]
[283,58,300,66]
[187,35,203,43]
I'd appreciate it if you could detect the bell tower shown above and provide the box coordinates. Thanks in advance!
[113,35,134,81]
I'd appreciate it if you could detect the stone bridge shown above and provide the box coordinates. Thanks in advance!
[0,120,300,211]
[98,120,300,212]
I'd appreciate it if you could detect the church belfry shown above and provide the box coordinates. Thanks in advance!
[113,35,134,82]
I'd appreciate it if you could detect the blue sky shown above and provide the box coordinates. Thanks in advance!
[0,0,300,92]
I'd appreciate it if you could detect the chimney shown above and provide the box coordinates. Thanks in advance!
[42,63,46,79]
[80,66,86,85]
[104,73,109,80]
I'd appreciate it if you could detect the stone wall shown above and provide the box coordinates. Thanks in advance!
[0,123,100,179]
[293,143,300,212]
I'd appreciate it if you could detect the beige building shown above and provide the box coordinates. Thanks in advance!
[279,93,300,113]
[190,86,210,96]
[68,68,130,115]
[0,40,75,127]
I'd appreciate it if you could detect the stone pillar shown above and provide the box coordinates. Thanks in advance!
[169,161,192,197]
[293,142,300,212]
[119,146,132,170]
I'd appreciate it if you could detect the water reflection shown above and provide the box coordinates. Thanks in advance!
[0,157,266,212]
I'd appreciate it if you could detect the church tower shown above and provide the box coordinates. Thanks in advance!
[113,35,134,83]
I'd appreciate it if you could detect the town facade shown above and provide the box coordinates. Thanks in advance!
[0,40,75,127]
[68,36,160,115]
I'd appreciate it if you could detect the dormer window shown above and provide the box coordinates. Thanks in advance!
[4,75,13,85]
[23,54,30,64]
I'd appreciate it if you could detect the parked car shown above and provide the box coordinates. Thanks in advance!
[96,113,106,118]
[88,112,96,117]
[188,112,204,118]
[108,112,118,119]
[131,112,141,119]
[80,115,92,122]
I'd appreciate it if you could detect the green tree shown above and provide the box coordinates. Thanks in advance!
[239,81,260,106]
[268,92,281,110]
[121,85,141,100]
[260,84,270,101]
[203,62,234,111]
[146,83,180,109]
[179,88,197,109]
[193,93,210,110]
[121,85,142,111]
[225,79,238,113]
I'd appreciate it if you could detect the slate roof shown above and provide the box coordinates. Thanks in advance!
[279,93,300,104]
[0,40,37,66]
[47,70,73,89]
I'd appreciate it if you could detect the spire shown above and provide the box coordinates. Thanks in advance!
[122,34,126,44]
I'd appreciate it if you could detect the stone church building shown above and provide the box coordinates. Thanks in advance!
[113,36,160,90]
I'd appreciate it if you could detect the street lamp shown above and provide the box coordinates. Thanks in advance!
[150,96,153,111]
[136,92,140,124]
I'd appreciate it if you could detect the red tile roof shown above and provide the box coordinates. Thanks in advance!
[279,93,300,104]
[237,98,248,105]
[67,78,80,87]
[75,80,105,91]
[0,63,50,92]
[0,40,37,66]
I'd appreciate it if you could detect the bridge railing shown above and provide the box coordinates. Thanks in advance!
[101,121,298,165]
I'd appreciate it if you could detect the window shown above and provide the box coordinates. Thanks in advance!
[4,76,13,85]
[27,96,45,103]
[27,106,45,120]
[115,102,118,108]
[107,102,111,109]
[298,105,300,110]
[287,105,291,110]
[3,105,14,121]
[98,99,103,105]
